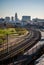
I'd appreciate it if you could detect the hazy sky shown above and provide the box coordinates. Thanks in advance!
[0,0,44,19]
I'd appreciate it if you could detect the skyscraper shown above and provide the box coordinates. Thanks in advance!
[15,13,18,21]
[11,16,14,21]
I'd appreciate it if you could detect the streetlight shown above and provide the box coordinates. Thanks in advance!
[6,33,9,53]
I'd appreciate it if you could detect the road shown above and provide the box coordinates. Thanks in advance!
[0,29,41,62]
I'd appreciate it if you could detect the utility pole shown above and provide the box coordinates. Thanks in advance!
[6,34,9,53]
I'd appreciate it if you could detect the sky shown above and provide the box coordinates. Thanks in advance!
[0,0,44,19]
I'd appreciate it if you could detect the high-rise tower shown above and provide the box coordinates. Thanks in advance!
[11,16,14,21]
[15,13,18,21]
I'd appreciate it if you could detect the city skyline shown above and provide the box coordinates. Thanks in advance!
[0,0,44,19]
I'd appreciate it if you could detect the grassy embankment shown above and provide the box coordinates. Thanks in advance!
[0,28,27,45]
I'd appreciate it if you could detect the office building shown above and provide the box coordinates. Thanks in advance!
[11,16,14,21]
[32,18,44,26]
[5,17,10,22]
[32,18,44,22]
[22,16,31,22]
[0,18,4,23]
[15,13,18,21]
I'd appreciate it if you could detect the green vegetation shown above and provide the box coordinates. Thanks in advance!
[15,28,27,35]
[0,28,17,34]
[0,28,27,45]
